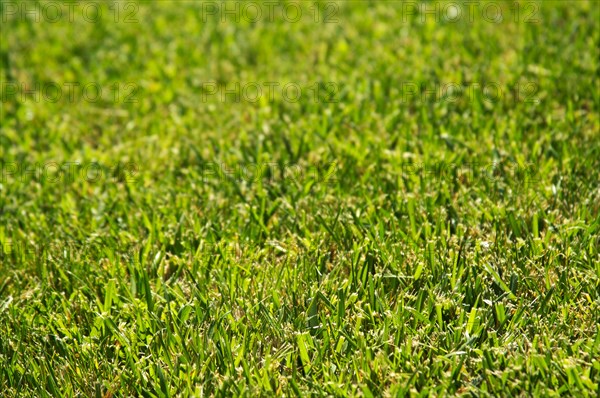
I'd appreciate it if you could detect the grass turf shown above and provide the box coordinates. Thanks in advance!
[1,0,599,396]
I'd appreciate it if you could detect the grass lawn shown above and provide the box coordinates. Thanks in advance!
[1,0,599,396]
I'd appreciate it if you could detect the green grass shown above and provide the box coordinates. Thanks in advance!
[1,0,599,396]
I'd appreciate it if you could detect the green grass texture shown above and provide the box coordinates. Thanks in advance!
[1,0,599,396]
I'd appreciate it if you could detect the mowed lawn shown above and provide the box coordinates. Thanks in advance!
[1,0,599,396]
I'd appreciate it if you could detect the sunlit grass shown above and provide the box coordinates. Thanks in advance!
[1,1,599,396]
